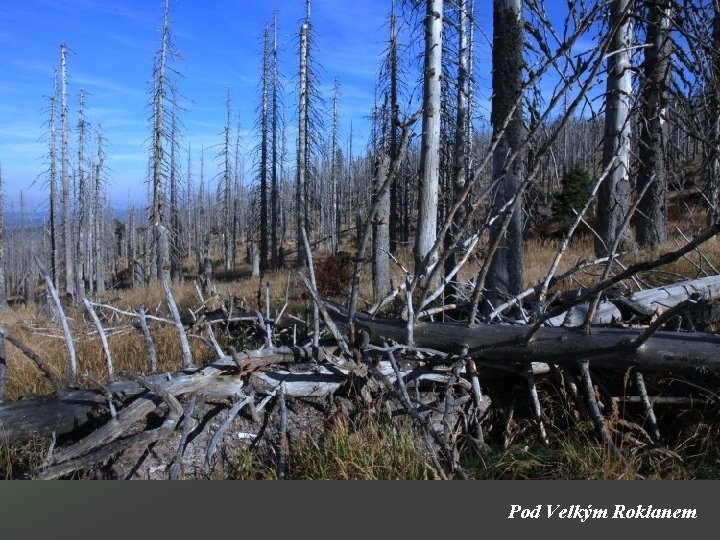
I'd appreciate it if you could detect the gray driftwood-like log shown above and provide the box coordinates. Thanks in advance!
[0,346,320,444]
[329,306,720,372]
[547,275,720,326]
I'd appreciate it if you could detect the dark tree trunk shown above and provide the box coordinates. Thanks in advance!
[636,0,672,248]
[486,0,525,309]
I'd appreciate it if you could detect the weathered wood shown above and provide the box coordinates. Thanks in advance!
[0,346,322,443]
[36,372,185,480]
[169,388,197,480]
[34,254,77,386]
[205,395,253,473]
[635,371,661,442]
[548,275,720,327]
[330,306,720,372]
[163,278,193,369]
[277,385,288,480]
[83,298,115,382]
[0,337,6,401]
[136,308,158,373]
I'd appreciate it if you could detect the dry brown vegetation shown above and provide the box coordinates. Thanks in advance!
[2,215,720,480]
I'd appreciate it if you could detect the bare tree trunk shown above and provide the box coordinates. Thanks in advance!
[49,70,60,289]
[596,0,635,257]
[260,25,270,273]
[151,0,174,283]
[221,89,234,272]
[271,14,280,270]
[0,164,7,309]
[707,4,720,225]
[636,0,671,248]
[60,42,75,301]
[296,20,310,268]
[373,156,391,299]
[486,0,525,309]
[128,208,137,287]
[75,89,88,303]
[94,130,107,297]
[446,0,470,292]
[169,101,182,281]
[330,79,341,255]
[414,0,444,282]
[388,0,400,255]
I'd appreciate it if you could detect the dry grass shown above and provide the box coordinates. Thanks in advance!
[0,437,48,480]
[2,218,720,480]
[227,416,433,480]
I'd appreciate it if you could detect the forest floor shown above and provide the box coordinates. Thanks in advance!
[2,216,720,480]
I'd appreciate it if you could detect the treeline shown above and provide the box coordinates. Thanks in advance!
[0,0,717,310]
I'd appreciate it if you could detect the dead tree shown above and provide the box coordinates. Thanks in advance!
[169,98,183,281]
[47,69,60,289]
[93,128,107,296]
[259,25,271,272]
[148,0,179,282]
[486,0,526,308]
[296,9,310,268]
[446,0,471,293]
[596,0,635,256]
[708,2,720,225]
[60,42,75,300]
[386,0,401,255]
[636,0,672,248]
[414,0,444,283]
[330,78,341,255]
[271,13,281,270]
[75,89,88,302]
[372,156,391,299]
[0,163,7,309]
[219,89,234,271]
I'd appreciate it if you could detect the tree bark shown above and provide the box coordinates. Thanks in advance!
[60,42,75,301]
[260,25,270,272]
[414,0,444,282]
[636,0,671,248]
[388,1,400,255]
[596,0,635,256]
[486,0,525,308]
[707,3,720,225]
[271,15,280,269]
[0,164,7,309]
[446,0,470,295]
[296,20,310,268]
[330,306,720,373]
[372,156,391,299]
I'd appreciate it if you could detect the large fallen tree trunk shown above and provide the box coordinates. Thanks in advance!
[548,275,720,326]
[0,346,327,444]
[330,306,720,372]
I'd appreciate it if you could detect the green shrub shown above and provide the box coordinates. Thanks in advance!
[552,166,592,223]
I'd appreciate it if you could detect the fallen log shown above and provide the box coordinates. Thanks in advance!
[0,346,320,443]
[547,275,720,326]
[331,307,720,372]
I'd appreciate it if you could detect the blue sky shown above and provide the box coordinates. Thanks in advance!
[0,1,603,215]
[0,0,398,211]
